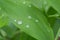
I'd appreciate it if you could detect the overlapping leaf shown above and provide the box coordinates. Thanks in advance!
[47,0,60,15]
[30,0,50,12]
[1,23,18,38]
[12,32,36,40]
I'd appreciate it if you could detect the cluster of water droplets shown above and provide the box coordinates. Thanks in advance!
[14,15,39,28]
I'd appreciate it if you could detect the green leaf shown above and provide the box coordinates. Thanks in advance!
[55,28,60,40]
[20,32,36,40]
[53,19,60,37]
[0,0,54,40]
[47,7,57,27]
[47,0,60,14]
[0,14,8,28]
[0,29,7,37]
[0,8,8,28]
[46,7,60,38]
[2,22,18,38]
[0,35,4,40]
[30,0,50,12]
[30,0,43,9]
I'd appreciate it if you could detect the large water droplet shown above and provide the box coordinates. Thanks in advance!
[18,20,22,25]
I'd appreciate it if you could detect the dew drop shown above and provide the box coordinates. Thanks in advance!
[14,20,17,22]
[28,16,32,19]
[26,24,30,28]
[28,5,31,7]
[35,19,39,22]
[23,1,26,4]
[18,20,22,25]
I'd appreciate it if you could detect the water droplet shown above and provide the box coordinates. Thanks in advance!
[28,16,32,19]
[18,20,22,25]
[26,24,30,28]
[14,20,16,22]
[28,5,31,7]
[35,19,39,22]
[23,1,26,4]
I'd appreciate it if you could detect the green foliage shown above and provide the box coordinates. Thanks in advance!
[0,0,60,40]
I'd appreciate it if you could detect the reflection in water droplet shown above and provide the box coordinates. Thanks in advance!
[26,24,30,28]
[35,19,39,22]
[28,16,32,19]
[18,20,22,25]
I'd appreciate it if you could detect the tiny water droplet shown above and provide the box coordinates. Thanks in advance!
[14,20,17,22]
[23,1,26,4]
[28,16,32,19]
[26,25,30,28]
[35,19,39,22]
[18,20,22,25]
[28,5,31,7]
